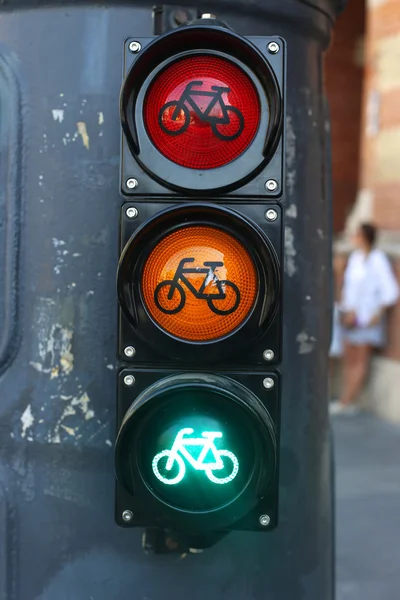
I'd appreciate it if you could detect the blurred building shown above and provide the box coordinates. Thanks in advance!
[326,0,400,423]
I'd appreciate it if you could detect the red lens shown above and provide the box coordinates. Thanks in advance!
[143,55,261,170]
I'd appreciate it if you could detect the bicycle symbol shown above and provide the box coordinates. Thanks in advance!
[152,428,239,486]
[158,81,245,141]
[154,257,240,316]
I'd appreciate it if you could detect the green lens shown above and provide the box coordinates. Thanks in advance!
[134,388,257,512]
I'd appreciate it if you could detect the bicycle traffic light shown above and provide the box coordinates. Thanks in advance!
[115,17,285,547]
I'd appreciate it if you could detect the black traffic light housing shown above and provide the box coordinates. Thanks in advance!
[115,370,281,535]
[120,26,285,197]
[115,21,286,545]
[117,202,283,367]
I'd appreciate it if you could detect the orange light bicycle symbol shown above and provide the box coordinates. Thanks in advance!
[153,258,241,316]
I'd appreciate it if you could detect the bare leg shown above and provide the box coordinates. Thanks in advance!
[340,343,371,406]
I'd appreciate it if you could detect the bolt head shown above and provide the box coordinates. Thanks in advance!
[265,179,278,192]
[265,209,278,222]
[263,349,275,361]
[263,377,274,390]
[129,41,141,53]
[122,510,133,522]
[126,207,138,219]
[268,42,280,54]
[126,178,138,190]
[124,346,136,358]
[259,514,271,527]
[124,375,135,387]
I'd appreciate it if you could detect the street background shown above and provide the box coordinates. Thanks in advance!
[327,0,400,423]
[334,413,400,600]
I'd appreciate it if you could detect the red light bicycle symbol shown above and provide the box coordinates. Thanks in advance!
[158,81,245,141]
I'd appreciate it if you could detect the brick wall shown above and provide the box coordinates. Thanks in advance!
[325,0,365,233]
[360,0,400,230]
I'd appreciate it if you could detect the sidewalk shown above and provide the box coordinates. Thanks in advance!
[333,413,400,599]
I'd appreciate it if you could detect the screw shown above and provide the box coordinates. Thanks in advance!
[126,178,138,190]
[265,179,278,192]
[124,374,135,387]
[122,510,133,522]
[268,42,280,54]
[124,346,136,358]
[265,209,278,222]
[263,377,274,390]
[263,349,275,361]
[259,514,271,527]
[126,207,138,219]
[129,41,141,53]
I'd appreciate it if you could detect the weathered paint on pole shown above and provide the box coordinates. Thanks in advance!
[0,1,343,598]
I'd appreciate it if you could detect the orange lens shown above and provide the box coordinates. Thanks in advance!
[141,226,258,342]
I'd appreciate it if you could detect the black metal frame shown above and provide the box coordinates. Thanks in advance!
[115,370,280,533]
[117,202,282,364]
[120,26,285,197]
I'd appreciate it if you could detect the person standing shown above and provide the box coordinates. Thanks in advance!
[330,223,399,415]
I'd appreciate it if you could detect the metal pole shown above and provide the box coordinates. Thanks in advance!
[0,1,342,598]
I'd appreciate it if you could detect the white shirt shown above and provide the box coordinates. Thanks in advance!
[341,248,399,327]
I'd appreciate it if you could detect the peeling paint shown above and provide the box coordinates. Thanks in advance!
[286,203,298,219]
[50,404,77,444]
[105,440,112,447]
[52,238,66,248]
[286,115,296,198]
[30,361,46,373]
[98,111,104,125]
[52,109,65,123]
[285,226,297,277]
[30,304,76,430]
[21,404,35,438]
[31,321,74,376]
[25,297,108,447]
[71,393,95,421]
[296,331,316,355]
[60,425,76,436]
[52,239,69,276]
[77,121,90,149]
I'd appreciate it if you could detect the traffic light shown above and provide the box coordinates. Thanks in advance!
[115,17,285,547]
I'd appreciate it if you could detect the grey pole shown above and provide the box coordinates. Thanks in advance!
[0,1,344,598]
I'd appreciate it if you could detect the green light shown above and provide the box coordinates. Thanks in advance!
[152,427,239,486]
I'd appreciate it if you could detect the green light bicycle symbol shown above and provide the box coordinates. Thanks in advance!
[152,428,239,486]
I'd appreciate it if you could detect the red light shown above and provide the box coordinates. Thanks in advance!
[143,55,260,170]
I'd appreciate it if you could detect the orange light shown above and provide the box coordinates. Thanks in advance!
[141,226,257,341]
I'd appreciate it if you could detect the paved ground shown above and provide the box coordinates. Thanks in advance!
[333,412,400,600]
